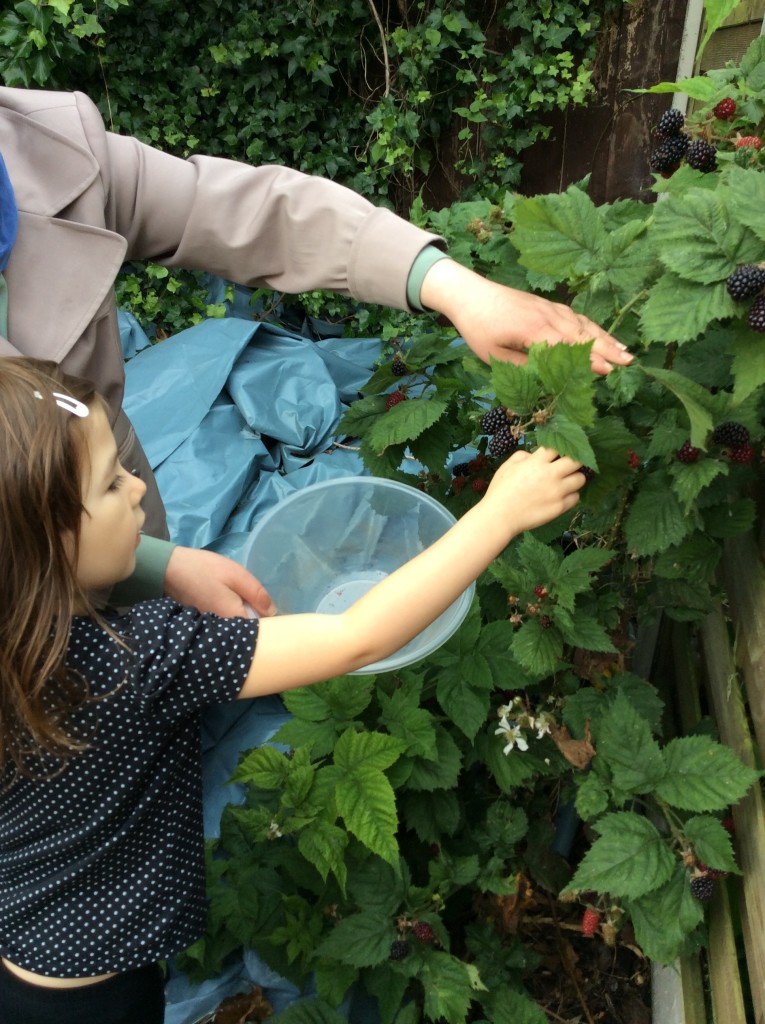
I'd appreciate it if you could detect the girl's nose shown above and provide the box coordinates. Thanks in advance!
[130,468,148,503]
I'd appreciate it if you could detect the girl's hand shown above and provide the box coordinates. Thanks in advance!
[164,547,276,618]
[485,446,585,536]
[420,260,632,375]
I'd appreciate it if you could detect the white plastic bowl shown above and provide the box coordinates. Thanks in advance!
[241,476,475,673]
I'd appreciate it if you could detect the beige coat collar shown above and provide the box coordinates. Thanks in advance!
[0,106,126,361]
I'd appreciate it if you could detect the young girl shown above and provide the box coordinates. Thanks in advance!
[0,357,584,1024]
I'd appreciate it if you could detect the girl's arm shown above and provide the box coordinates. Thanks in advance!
[238,448,584,698]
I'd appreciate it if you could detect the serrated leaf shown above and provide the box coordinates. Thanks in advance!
[654,533,722,582]
[641,275,738,344]
[333,764,400,866]
[510,185,608,280]
[437,672,492,741]
[512,617,564,675]
[563,811,675,899]
[271,717,342,759]
[555,612,616,653]
[638,76,720,101]
[400,788,462,843]
[490,357,543,415]
[722,164,765,243]
[535,415,597,466]
[378,682,438,759]
[363,966,411,1024]
[669,458,726,512]
[641,366,714,449]
[703,497,756,538]
[315,912,394,967]
[624,472,690,555]
[697,0,749,60]
[685,815,740,873]
[419,949,479,1022]
[333,728,406,773]
[597,693,665,794]
[297,821,349,888]
[575,773,610,820]
[529,341,596,425]
[731,330,765,405]
[407,330,465,368]
[231,745,289,787]
[627,866,704,964]
[405,724,463,791]
[652,190,760,284]
[655,735,760,810]
[336,393,387,437]
[482,984,549,1024]
[282,676,374,723]
[366,394,449,452]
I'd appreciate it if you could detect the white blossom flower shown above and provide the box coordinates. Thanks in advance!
[267,821,284,839]
[494,716,529,755]
[535,711,554,739]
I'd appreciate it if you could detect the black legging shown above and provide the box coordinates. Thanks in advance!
[0,960,165,1024]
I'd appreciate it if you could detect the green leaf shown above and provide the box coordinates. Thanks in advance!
[624,471,690,555]
[366,394,449,452]
[640,275,738,344]
[336,394,387,437]
[378,680,438,759]
[333,728,406,773]
[654,533,722,582]
[363,966,412,1024]
[231,745,289,787]
[575,772,610,821]
[563,811,675,899]
[512,617,564,675]
[405,724,463,791]
[490,357,543,415]
[731,330,765,405]
[636,76,720,101]
[419,949,481,1022]
[510,185,608,281]
[655,735,761,811]
[297,821,349,888]
[436,671,492,741]
[703,497,756,538]
[529,341,596,425]
[697,0,747,60]
[282,676,374,723]
[596,693,665,794]
[535,415,597,466]
[640,366,714,449]
[627,866,704,964]
[315,912,394,967]
[669,459,727,513]
[685,815,740,874]
[481,984,549,1024]
[400,788,462,843]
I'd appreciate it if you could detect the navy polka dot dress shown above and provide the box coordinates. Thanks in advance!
[0,599,259,977]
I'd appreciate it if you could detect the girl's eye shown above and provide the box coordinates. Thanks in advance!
[108,474,125,492]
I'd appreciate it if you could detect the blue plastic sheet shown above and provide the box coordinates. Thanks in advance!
[121,307,384,1023]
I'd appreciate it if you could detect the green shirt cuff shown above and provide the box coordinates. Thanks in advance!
[109,535,176,607]
[406,245,451,312]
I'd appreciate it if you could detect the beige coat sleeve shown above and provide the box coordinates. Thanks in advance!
[100,129,444,312]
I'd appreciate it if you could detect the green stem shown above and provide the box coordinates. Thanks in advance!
[607,289,648,337]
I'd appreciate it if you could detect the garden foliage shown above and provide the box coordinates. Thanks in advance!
[176,28,765,1023]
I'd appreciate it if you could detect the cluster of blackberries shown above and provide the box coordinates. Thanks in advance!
[479,405,522,459]
[451,452,490,496]
[712,422,756,464]
[649,108,717,175]
[726,264,765,331]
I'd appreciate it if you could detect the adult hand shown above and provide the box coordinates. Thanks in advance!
[164,546,276,618]
[419,259,633,375]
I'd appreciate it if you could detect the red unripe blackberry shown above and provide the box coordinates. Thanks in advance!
[480,407,508,434]
[452,475,467,496]
[727,264,765,302]
[655,108,685,137]
[713,98,736,120]
[488,426,518,458]
[690,875,715,902]
[676,441,702,464]
[721,816,735,835]
[412,921,434,942]
[539,615,553,630]
[391,355,407,377]
[628,449,640,469]
[686,139,717,172]
[712,422,750,447]
[471,477,488,493]
[697,861,729,880]
[748,294,765,332]
[727,443,755,464]
[468,453,489,473]
[581,908,600,935]
[386,390,406,410]
[736,135,762,150]
[389,939,411,960]
[534,584,548,599]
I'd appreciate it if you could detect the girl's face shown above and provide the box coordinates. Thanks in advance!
[74,403,147,593]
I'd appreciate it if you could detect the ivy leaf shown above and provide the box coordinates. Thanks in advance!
[315,911,395,967]
[366,394,449,452]
[654,735,761,811]
[596,693,665,795]
[490,357,543,415]
[624,471,690,555]
[640,366,714,449]
[684,815,740,874]
[640,275,738,344]
[626,866,704,965]
[563,811,675,899]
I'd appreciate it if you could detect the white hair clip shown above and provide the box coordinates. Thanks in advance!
[33,390,90,418]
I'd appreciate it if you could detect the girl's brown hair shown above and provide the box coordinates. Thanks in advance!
[0,357,101,779]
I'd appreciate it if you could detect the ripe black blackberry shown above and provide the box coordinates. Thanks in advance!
[676,441,702,464]
[686,139,717,172]
[452,461,472,477]
[391,355,407,377]
[749,294,765,332]
[650,134,690,173]
[712,422,750,447]
[480,407,508,434]
[655,108,685,137]
[389,939,411,961]
[690,875,716,903]
[488,426,517,458]
[727,264,765,302]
